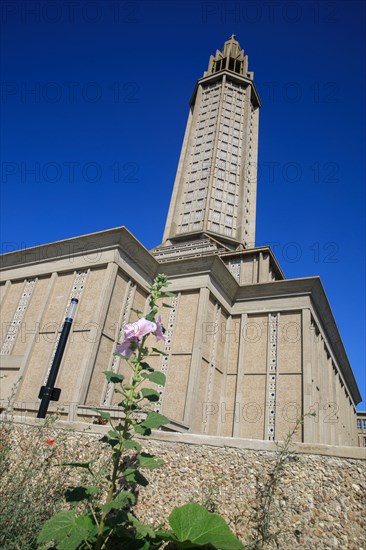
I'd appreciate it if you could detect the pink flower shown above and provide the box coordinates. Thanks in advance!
[155,316,166,342]
[116,317,167,357]
[46,436,55,446]
[117,318,157,357]
[116,337,139,358]
[124,318,157,340]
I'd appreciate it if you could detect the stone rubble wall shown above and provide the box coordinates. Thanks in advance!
[3,422,366,550]
[138,439,365,550]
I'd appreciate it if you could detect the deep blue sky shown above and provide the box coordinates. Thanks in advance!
[1,0,365,408]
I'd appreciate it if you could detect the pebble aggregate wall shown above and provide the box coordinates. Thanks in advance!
[137,439,365,549]
[3,420,366,549]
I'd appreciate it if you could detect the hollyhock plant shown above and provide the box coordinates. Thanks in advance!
[37,273,244,550]
[117,316,166,357]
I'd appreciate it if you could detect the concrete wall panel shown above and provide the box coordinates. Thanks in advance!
[278,312,301,374]
[240,374,266,439]
[172,292,199,354]
[12,277,49,355]
[163,354,191,423]
[276,373,302,442]
[244,314,268,374]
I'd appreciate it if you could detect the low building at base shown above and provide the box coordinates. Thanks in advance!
[0,227,361,446]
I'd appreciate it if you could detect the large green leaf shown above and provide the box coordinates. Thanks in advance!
[37,511,97,550]
[114,537,152,550]
[137,452,165,469]
[141,388,160,402]
[65,485,99,503]
[100,432,119,448]
[145,311,157,321]
[107,429,121,439]
[141,371,166,385]
[123,467,149,486]
[141,411,170,429]
[100,490,136,513]
[134,424,151,436]
[127,513,156,539]
[122,439,142,451]
[140,362,153,371]
[168,503,244,549]
[103,370,124,383]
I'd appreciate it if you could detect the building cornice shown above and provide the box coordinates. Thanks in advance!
[190,71,261,108]
[0,227,159,285]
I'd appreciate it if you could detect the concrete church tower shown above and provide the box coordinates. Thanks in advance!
[0,38,362,447]
[163,36,260,250]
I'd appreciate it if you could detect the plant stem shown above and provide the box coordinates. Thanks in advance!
[94,335,148,549]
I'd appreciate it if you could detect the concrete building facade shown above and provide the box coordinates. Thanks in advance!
[0,38,362,445]
[356,411,366,447]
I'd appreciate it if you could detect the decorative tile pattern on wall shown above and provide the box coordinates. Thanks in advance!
[267,313,278,441]
[1,279,37,355]
[155,294,179,413]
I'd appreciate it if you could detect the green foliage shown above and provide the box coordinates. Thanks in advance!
[65,485,100,503]
[103,371,124,383]
[163,502,245,549]
[99,490,136,512]
[141,371,166,385]
[38,511,98,550]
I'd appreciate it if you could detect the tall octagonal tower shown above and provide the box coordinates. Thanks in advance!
[163,35,261,250]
